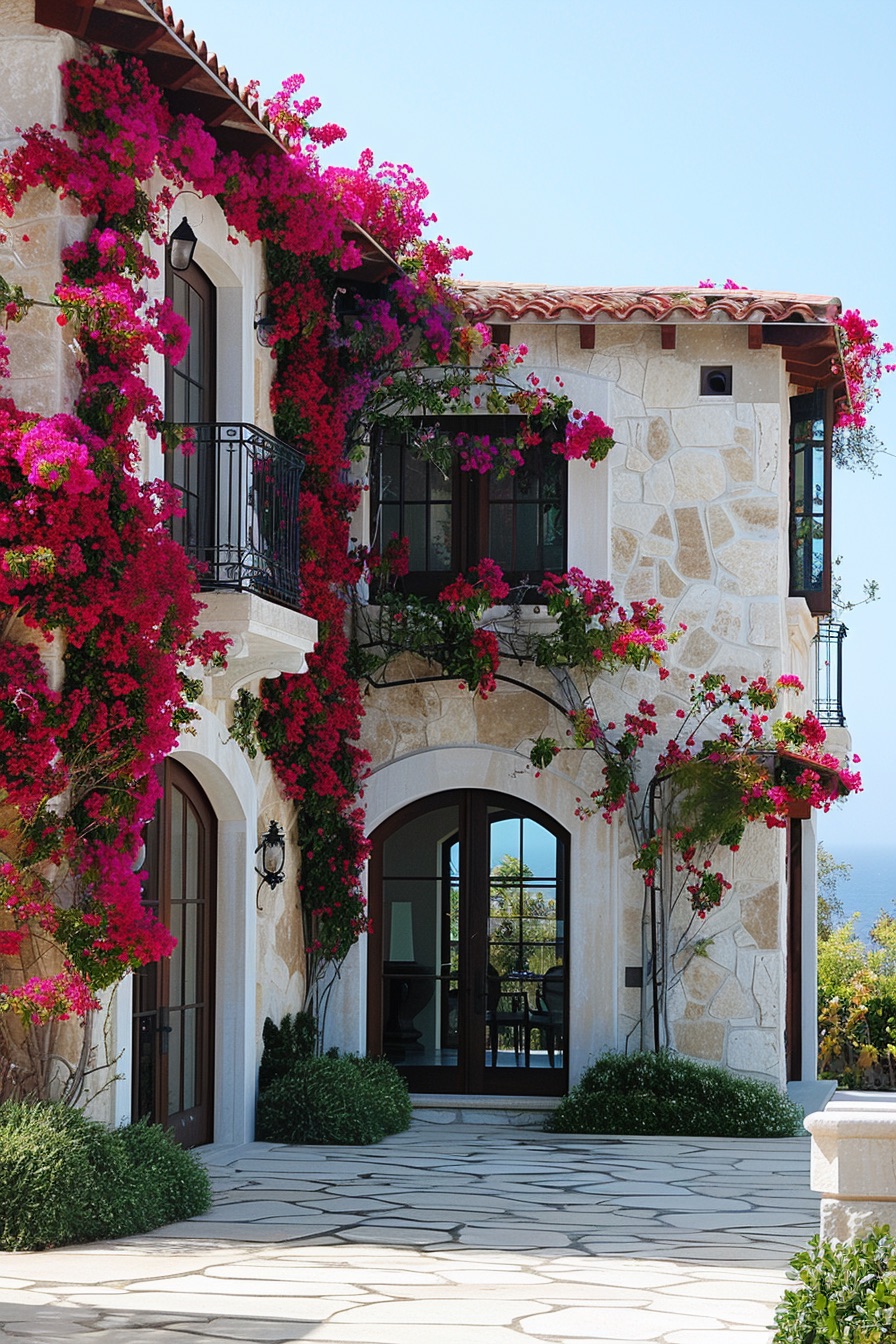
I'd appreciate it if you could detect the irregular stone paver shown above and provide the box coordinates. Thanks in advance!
[0,1122,816,1342]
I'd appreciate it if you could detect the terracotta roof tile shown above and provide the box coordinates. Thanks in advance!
[459,282,841,326]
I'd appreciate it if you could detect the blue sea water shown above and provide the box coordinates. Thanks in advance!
[824,844,896,946]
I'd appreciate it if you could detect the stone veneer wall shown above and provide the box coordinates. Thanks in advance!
[361,320,818,1087]
[0,4,82,418]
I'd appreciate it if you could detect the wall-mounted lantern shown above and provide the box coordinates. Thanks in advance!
[167,190,203,272]
[255,820,286,889]
[168,216,198,272]
[254,291,276,347]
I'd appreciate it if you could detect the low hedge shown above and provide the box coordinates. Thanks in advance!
[0,1100,211,1251]
[256,1052,412,1145]
[546,1050,804,1138]
[258,1010,317,1092]
[773,1228,896,1341]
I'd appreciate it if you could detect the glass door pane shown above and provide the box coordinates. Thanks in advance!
[381,802,460,1072]
[372,792,568,1095]
[485,809,565,1073]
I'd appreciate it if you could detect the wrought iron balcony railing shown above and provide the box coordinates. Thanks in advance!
[167,424,305,610]
[814,619,847,727]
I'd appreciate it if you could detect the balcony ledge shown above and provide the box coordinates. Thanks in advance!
[194,591,318,699]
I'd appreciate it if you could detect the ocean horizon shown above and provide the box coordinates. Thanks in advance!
[821,843,896,946]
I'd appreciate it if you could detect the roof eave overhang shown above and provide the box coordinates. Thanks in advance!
[33,0,401,277]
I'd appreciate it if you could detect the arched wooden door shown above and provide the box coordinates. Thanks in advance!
[368,790,569,1096]
[133,760,217,1147]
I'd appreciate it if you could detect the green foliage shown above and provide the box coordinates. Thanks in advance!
[818,843,851,939]
[871,913,896,977]
[258,1011,317,1091]
[488,855,558,980]
[229,688,263,760]
[773,1228,896,1343]
[818,917,871,1006]
[667,754,765,848]
[817,913,896,1089]
[108,1119,212,1235]
[529,737,559,771]
[546,1051,803,1138]
[256,1053,412,1145]
[0,1101,210,1250]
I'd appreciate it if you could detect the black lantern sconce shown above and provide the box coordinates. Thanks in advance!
[255,820,286,889]
[167,191,203,272]
[254,291,276,348]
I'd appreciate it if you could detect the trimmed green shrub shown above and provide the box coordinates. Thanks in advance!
[546,1050,803,1138]
[773,1228,896,1342]
[0,1101,211,1251]
[258,1011,317,1092]
[107,1118,213,1235]
[256,1053,412,1145]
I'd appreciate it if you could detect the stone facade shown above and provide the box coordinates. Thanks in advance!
[351,318,828,1088]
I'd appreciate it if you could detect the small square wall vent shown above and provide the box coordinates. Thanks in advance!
[701,365,732,396]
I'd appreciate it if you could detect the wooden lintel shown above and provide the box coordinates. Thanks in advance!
[579,325,595,350]
[660,324,676,350]
[748,325,763,350]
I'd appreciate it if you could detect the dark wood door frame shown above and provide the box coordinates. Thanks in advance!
[367,788,569,1096]
[786,819,803,1081]
[132,759,217,1147]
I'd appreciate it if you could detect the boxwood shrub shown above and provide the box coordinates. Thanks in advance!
[546,1050,804,1138]
[0,1100,211,1251]
[256,1053,412,1145]
[258,1010,317,1092]
[773,1228,896,1342]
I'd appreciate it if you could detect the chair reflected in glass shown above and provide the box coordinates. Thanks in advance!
[525,965,565,1067]
[485,964,528,1066]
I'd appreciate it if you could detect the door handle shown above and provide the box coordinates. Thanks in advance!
[157,1008,172,1055]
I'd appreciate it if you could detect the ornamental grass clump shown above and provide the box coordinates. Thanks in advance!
[546,1050,803,1138]
[256,1053,412,1146]
[0,1100,210,1250]
[773,1228,896,1342]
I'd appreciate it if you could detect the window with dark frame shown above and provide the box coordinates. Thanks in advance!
[372,417,568,597]
[789,388,832,614]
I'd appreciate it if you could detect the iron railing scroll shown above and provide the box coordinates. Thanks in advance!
[168,423,305,610]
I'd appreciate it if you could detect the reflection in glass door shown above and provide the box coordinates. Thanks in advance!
[368,791,568,1096]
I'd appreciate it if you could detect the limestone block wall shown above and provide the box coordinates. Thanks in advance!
[0,6,83,417]
[360,318,814,1086]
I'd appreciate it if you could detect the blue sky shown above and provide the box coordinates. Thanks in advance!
[178,0,896,850]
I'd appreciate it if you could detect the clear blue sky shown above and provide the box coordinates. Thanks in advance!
[178,0,896,850]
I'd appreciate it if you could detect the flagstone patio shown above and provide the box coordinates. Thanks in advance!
[0,1120,817,1343]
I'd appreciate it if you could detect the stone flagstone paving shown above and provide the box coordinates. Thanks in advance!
[0,1121,817,1343]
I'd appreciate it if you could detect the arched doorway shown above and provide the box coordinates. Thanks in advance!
[368,790,569,1096]
[132,760,217,1147]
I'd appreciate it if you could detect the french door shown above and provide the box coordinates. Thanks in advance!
[165,259,216,567]
[368,791,569,1096]
[132,760,217,1147]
